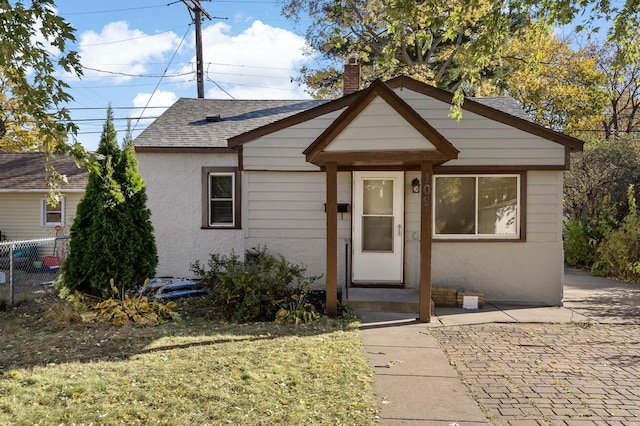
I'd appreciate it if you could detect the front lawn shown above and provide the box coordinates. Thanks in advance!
[0,297,377,425]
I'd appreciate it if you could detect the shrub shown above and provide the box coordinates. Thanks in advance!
[190,247,321,323]
[563,219,595,266]
[591,185,640,281]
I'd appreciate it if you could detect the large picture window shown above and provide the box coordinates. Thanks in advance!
[202,167,240,228]
[41,198,64,227]
[434,174,520,239]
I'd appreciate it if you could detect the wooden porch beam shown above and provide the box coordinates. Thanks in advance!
[419,161,433,322]
[325,161,338,317]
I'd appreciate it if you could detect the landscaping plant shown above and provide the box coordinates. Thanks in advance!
[191,247,321,323]
[81,279,179,326]
[57,111,157,297]
[275,282,320,325]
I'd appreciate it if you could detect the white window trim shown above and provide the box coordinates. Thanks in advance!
[208,172,235,227]
[41,197,65,227]
[433,174,521,240]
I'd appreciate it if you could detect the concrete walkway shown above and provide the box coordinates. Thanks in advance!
[359,311,489,425]
[356,267,640,425]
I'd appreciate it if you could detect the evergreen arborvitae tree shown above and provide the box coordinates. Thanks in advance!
[59,110,157,296]
[117,122,157,286]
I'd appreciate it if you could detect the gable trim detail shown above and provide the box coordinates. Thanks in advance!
[304,79,459,167]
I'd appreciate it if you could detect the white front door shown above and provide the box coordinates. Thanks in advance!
[352,171,404,284]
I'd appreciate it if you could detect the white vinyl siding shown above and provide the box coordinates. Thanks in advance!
[242,111,343,171]
[244,170,352,288]
[396,89,566,167]
[245,171,351,239]
[325,98,437,151]
[0,193,82,241]
[526,170,564,243]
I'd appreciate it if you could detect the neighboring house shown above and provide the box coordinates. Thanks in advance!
[134,63,583,321]
[0,152,88,241]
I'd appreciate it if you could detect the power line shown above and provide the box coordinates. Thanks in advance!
[66,116,160,123]
[79,25,190,46]
[69,79,193,89]
[65,106,171,111]
[133,23,192,133]
[81,65,194,79]
[59,4,174,16]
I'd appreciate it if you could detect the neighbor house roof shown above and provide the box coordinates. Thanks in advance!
[0,152,88,192]
[134,76,584,152]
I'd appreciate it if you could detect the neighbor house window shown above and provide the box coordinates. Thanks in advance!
[202,167,240,228]
[433,174,520,239]
[41,198,65,227]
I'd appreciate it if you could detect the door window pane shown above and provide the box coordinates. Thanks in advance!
[362,216,393,252]
[434,177,475,234]
[478,177,518,235]
[363,179,393,215]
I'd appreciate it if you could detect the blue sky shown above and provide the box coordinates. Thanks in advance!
[56,0,315,151]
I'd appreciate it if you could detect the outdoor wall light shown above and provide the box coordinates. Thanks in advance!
[411,178,420,193]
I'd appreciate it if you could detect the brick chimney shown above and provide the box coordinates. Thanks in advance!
[343,57,361,95]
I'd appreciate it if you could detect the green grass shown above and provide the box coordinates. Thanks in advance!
[0,297,377,425]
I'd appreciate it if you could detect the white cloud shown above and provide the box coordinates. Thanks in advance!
[77,21,183,83]
[130,90,178,127]
[191,20,313,99]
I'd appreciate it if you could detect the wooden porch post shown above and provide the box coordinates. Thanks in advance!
[325,162,338,317]
[419,161,433,322]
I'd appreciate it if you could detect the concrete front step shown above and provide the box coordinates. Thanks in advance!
[345,299,419,313]
[343,287,435,313]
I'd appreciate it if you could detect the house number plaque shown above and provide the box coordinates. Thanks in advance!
[422,173,431,207]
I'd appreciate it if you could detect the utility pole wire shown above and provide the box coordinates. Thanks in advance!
[181,0,213,98]
[132,24,192,134]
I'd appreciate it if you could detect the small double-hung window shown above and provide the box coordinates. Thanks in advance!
[202,167,240,228]
[433,174,521,239]
[209,173,234,226]
[41,198,65,227]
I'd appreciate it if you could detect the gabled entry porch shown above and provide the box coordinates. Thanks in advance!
[302,79,459,322]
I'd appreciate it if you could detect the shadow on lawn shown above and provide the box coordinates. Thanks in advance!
[0,296,354,371]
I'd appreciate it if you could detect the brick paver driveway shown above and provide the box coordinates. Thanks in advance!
[432,322,640,425]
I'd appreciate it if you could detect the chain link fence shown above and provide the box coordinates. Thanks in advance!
[0,237,69,305]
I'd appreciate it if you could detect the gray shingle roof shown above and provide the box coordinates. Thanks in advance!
[134,91,532,149]
[0,152,88,191]
[134,98,328,148]
[473,96,533,121]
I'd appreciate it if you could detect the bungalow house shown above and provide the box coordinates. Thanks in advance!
[0,152,87,241]
[134,64,583,321]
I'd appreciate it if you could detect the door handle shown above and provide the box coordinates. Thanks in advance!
[398,223,402,236]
